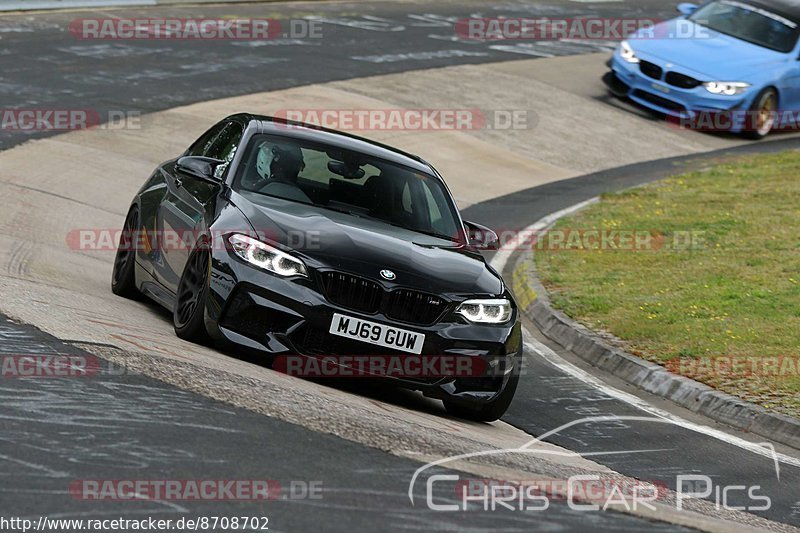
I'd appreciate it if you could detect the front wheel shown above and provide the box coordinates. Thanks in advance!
[743,88,778,140]
[443,373,520,423]
[173,247,212,344]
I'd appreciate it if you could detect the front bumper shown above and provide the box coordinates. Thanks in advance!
[606,53,755,131]
[204,249,523,405]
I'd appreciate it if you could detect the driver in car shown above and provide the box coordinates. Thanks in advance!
[269,144,305,184]
[257,143,312,203]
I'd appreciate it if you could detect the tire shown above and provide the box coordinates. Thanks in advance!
[743,88,778,140]
[443,372,520,423]
[173,246,212,344]
[111,206,141,299]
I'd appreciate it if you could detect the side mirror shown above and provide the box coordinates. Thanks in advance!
[176,156,225,183]
[676,2,698,15]
[464,221,499,251]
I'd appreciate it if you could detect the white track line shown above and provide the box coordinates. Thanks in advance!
[523,336,799,470]
[490,197,598,274]
[491,203,800,469]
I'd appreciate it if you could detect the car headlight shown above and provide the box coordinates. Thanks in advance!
[228,234,308,278]
[619,40,639,64]
[703,82,750,96]
[456,298,512,324]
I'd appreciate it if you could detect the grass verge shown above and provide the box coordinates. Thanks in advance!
[534,150,800,418]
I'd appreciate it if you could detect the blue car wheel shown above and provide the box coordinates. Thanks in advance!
[744,88,778,140]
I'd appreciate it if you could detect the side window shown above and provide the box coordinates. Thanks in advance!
[185,121,244,179]
[186,123,226,157]
[208,123,243,160]
[207,123,244,179]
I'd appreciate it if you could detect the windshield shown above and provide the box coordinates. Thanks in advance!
[689,0,799,52]
[233,134,462,242]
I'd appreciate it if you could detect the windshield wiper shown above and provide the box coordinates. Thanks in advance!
[319,204,363,218]
[383,221,459,243]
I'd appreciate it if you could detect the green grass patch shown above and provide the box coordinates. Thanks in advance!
[534,151,800,417]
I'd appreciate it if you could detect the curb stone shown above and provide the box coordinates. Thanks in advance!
[513,219,800,451]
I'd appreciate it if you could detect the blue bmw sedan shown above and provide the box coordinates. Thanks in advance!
[605,0,800,138]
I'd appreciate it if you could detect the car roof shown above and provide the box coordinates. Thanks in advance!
[232,113,438,177]
[732,0,800,24]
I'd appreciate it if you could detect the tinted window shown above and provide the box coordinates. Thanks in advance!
[185,121,244,179]
[208,123,243,161]
[234,134,461,242]
[690,0,799,52]
[186,122,226,157]
[208,123,244,178]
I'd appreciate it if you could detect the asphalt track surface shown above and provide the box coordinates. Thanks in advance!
[0,0,674,151]
[1,316,688,532]
[1,0,799,530]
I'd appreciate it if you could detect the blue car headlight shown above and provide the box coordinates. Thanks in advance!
[619,40,640,64]
[703,82,750,96]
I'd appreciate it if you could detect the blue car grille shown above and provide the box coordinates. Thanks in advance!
[632,90,686,113]
[666,71,702,89]
[639,60,663,80]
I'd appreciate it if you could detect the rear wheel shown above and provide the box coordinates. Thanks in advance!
[443,372,520,423]
[173,247,212,344]
[743,88,778,140]
[111,206,140,299]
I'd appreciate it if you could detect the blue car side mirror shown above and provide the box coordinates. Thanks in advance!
[677,2,699,15]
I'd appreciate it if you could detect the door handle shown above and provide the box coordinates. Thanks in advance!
[175,177,183,188]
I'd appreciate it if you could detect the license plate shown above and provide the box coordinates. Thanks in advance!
[329,313,425,355]
[651,82,670,94]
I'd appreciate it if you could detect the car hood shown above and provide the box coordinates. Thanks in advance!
[629,19,786,80]
[232,192,504,296]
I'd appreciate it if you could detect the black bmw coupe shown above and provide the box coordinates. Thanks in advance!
[112,113,522,421]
